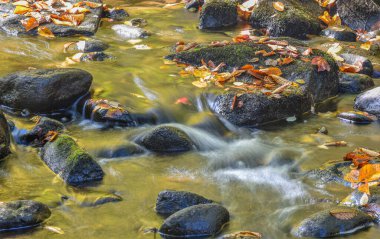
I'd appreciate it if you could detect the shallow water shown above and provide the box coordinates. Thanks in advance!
[0,0,380,238]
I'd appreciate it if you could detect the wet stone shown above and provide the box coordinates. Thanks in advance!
[0,110,10,160]
[102,7,129,21]
[341,53,374,77]
[79,52,113,62]
[320,27,357,42]
[0,200,51,231]
[112,24,149,39]
[129,18,148,28]
[155,190,213,216]
[71,39,110,53]
[339,72,374,94]
[159,204,230,239]
[355,86,380,115]
[94,142,145,158]
[199,0,238,29]
[291,206,374,238]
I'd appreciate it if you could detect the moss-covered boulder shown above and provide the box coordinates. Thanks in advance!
[155,190,213,216]
[0,68,92,114]
[40,135,104,186]
[0,200,51,231]
[320,27,357,42]
[335,0,380,31]
[339,73,374,94]
[167,41,339,127]
[134,125,195,153]
[0,110,10,159]
[19,117,65,146]
[199,0,237,29]
[291,207,374,237]
[159,204,230,238]
[249,0,323,39]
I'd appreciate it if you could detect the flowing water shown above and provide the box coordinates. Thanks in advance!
[0,0,380,238]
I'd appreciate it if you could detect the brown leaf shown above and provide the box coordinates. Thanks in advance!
[21,17,39,31]
[311,56,331,72]
[330,208,358,220]
[37,26,55,38]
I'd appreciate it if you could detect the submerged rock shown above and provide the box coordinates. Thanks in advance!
[338,111,376,124]
[63,189,122,207]
[19,117,65,146]
[111,24,149,39]
[129,18,148,28]
[102,8,129,21]
[339,72,374,94]
[320,27,357,42]
[68,39,109,53]
[0,68,92,114]
[159,204,229,238]
[135,125,195,153]
[355,86,380,115]
[291,206,373,237]
[0,110,10,159]
[40,135,104,186]
[79,52,113,62]
[249,0,323,39]
[335,0,380,31]
[0,0,103,36]
[0,200,51,231]
[199,0,237,29]
[186,0,204,10]
[155,190,213,216]
[341,54,374,77]
[94,142,145,158]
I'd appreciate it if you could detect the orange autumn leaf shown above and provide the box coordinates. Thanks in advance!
[237,5,252,21]
[232,35,250,43]
[358,181,370,195]
[339,64,362,73]
[260,67,282,76]
[311,56,331,72]
[278,57,293,65]
[14,5,31,14]
[344,169,359,183]
[360,42,372,51]
[359,164,380,182]
[302,48,313,56]
[84,1,102,8]
[319,11,341,26]
[240,64,255,70]
[37,26,55,38]
[21,17,39,31]
[273,1,285,12]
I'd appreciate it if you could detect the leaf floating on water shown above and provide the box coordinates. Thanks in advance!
[38,26,55,38]
[311,56,331,72]
[222,230,262,239]
[330,208,357,220]
[273,2,285,12]
[175,97,192,106]
[44,226,64,234]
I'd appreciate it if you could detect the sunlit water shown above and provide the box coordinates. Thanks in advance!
[0,1,379,238]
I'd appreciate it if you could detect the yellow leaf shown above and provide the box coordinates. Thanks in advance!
[38,26,55,38]
[12,0,29,7]
[192,81,207,88]
[14,5,31,14]
[273,2,285,12]
[360,42,372,51]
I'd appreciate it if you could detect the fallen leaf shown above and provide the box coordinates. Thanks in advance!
[360,42,372,51]
[192,81,207,88]
[21,17,39,31]
[14,5,31,14]
[37,26,55,38]
[273,2,285,12]
[311,56,331,72]
[175,97,192,105]
[330,208,357,220]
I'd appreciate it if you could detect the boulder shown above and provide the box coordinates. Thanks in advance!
[159,204,229,238]
[19,117,65,146]
[341,53,374,77]
[339,73,374,94]
[335,0,380,31]
[355,86,380,115]
[40,134,104,185]
[67,39,109,53]
[0,110,10,159]
[102,7,129,21]
[249,0,323,39]
[0,68,92,114]
[338,111,376,124]
[0,200,51,231]
[199,0,237,29]
[155,190,213,216]
[135,125,195,153]
[320,27,357,42]
[0,0,103,36]
[167,41,339,127]
[79,52,113,62]
[111,24,149,39]
[291,207,373,237]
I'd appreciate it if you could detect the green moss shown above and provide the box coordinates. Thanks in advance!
[53,135,88,165]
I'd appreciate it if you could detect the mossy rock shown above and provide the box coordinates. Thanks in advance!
[40,134,104,186]
[199,0,238,29]
[0,110,10,159]
[339,72,375,94]
[249,0,323,39]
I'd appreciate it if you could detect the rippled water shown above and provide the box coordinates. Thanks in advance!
[0,0,380,238]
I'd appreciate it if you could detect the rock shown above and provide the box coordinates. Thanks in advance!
[155,190,213,216]
[79,52,113,62]
[70,39,109,53]
[340,190,370,207]
[186,0,204,10]
[82,99,137,127]
[63,189,122,207]
[19,117,65,146]
[335,0,380,31]
[199,0,237,29]
[341,53,374,77]
[159,204,229,238]
[167,41,339,127]
[0,110,10,159]
[305,161,352,186]
[249,0,323,39]
[339,72,374,94]
[94,142,145,158]
[0,0,103,36]
[40,134,104,186]
[129,18,148,28]
[0,200,51,231]
[320,27,357,42]
[355,86,380,115]
[111,24,149,39]
[316,126,328,135]
[135,125,195,153]
[291,206,373,237]
[338,111,376,124]
[0,68,92,114]
[102,7,129,21]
